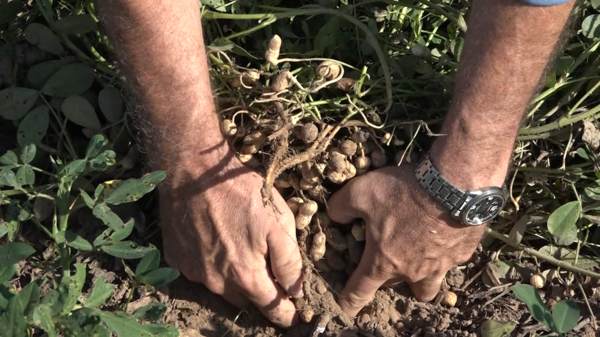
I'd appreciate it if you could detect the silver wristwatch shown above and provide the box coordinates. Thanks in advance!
[415,154,508,226]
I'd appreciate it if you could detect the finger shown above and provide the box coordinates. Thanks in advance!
[338,244,386,317]
[239,267,299,328]
[222,288,251,310]
[409,272,445,302]
[267,198,304,298]
[326,175,369,224]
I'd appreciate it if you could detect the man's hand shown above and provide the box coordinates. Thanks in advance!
[327,165,484,317]
[159,152,303,327]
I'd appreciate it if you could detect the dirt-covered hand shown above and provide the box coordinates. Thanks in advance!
[159,152,303,327]
[326,165,485,317]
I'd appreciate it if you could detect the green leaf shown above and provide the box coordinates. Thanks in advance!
[313,18,340,56]
[136,250,161,276]
[0,264,17,283]
[0,283,14,310]
[33,304,56,337]
[512,284,554,330]
[0,291,27,337]
[3,201,22,242]
[132,302,167,322]
[18,105,49,147]
[24,23,64,55]
[41,63,95,97]
[0,87,38,120]
[86,134,108,159]
[547,201,580,246]
[60,263,86,315]
[94,184,105,201]
[93,228,112,247]
[88,150,116,172]
[18,280,40,319]
[20,144,36,164]
[105,171,166,205]
[53,14,97,35]
[593,0,600,9]
[61,95,101,129]
[145,323,179,337]
[582,15,600,39]
[138,268,180,287]
[93,203,125,231]
[1,168,19,187]
[16,166,35,186]
[0,224,7,239]
[60,159,87,184]
[0,243,35,268]
[552,300,580,333]
[27,60,65,90]
[0,151,18,165]
[55,230,93,251]
[481,320,516,337]
[98,87,124,123]
[80,189,95,209]
[40,289,64,316]
[32,304,57,337]
[100,241,155,259]
[111,218,135,242]
[0,0,23,25]
[96,310,154,336]
[84,275,115,309]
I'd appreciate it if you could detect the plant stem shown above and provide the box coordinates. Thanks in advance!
[484,228,600,279]
[518,106,600,136]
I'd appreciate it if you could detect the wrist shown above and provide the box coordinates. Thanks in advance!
[429,114,514,190]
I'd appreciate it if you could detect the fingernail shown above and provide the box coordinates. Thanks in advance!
[287,276,304,299]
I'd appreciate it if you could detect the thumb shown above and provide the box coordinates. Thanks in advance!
[267,198,304,299]
[326,175,370,224]
[409,272,445,302]
[338,243,386,317]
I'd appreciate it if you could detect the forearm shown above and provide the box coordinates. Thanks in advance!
[430,0,575,189]
[97,0,227,176]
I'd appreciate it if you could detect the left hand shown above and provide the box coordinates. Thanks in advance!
[326,165,486,317]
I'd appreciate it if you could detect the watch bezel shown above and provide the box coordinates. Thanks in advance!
[460,188,507,226]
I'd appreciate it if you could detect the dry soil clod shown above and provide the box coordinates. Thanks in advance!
[300,123,319,143]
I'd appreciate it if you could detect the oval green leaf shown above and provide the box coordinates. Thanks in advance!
[60,159,87,183]
[98,87,124,123]
[547,201,580,246]
[0,151,18,165]
[16,166,34,186]
[0,264,18,283]
[481,319,516,337]
[511,284,554,330]
[0,87,38,120]
[17,105,49,147]
[100,241,155,259]
[55,230,92,251]
[139,268,180,288]
[41,63,95,97]
[93,203,125,231]
[552,300,580,333]
[132,302,167,322]
[105,171,166,205]
[53,14,97,35]
[136,250,160,276]
[582,14,600,39]
[24,23,64,55]
[0,168,18,187]
[111,218,134,242]
[20,144,36,164]
[0,243,35,268]
[61,95,101,129]
[27,60,65,90]
[85,134,108,159]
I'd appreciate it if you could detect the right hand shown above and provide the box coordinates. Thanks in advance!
[159,150,303,327]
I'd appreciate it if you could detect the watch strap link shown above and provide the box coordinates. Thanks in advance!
[415,155,468,216]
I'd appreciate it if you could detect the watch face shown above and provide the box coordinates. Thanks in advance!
[463,193,505,225]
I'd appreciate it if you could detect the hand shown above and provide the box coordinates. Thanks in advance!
[159,151,303,327]
[327,165,485,317]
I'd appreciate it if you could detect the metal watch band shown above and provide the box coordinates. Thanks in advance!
[415,155,469,218]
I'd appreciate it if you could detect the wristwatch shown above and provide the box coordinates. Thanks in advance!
[415,154,508,226]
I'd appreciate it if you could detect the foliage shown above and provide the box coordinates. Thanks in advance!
[512,284,580,335]
[1,0,600,335]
